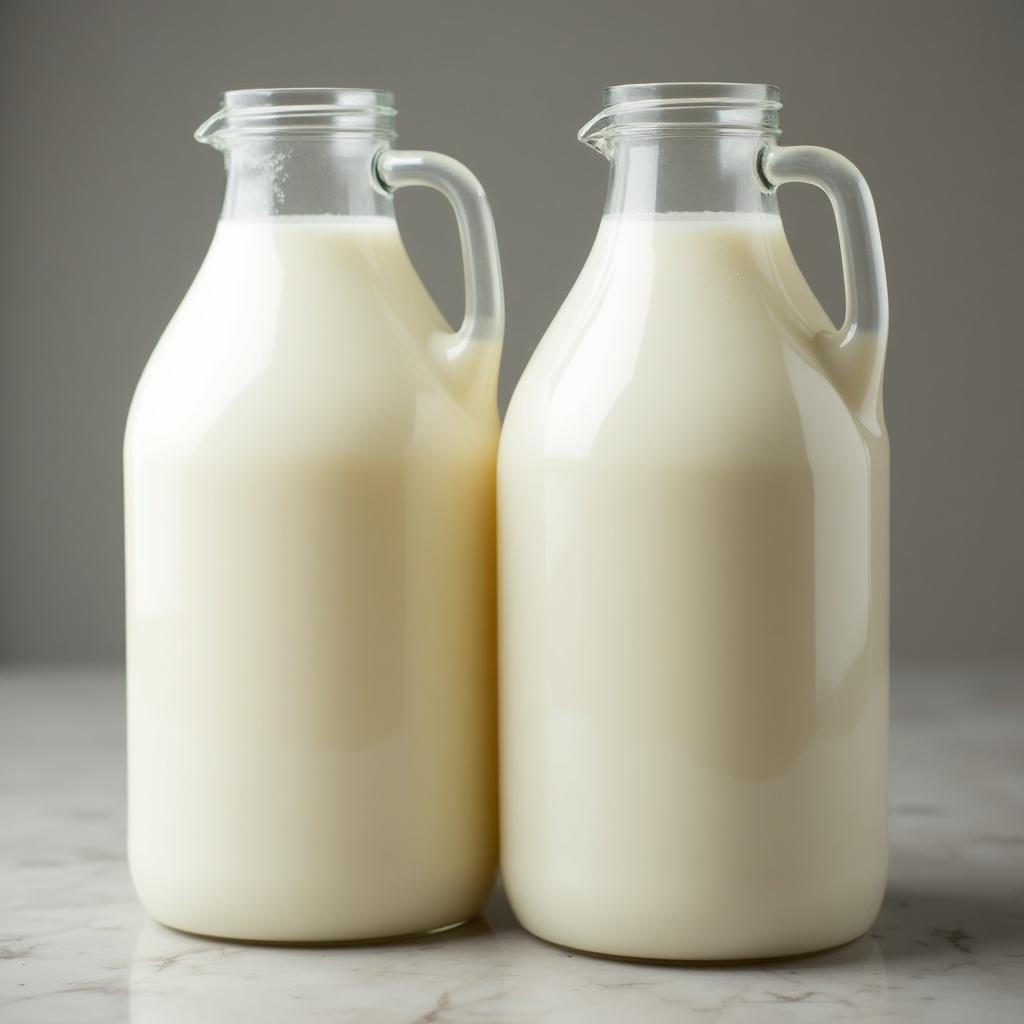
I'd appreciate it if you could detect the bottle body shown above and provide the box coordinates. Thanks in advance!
[126,217,499,940]
[499,211,888,958]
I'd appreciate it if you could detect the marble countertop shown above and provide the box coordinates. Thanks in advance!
[1,668,1022,1022]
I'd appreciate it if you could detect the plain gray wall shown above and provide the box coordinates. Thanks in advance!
[1,0,1021,666]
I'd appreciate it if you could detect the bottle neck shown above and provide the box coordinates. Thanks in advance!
[603,134,777,217]
[220,137,393,220]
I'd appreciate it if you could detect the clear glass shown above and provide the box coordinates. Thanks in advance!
[195,87,396,219]
[125,89,503,943]
[578,81,888,409]
[580,83,780,216]
[499,83,890,961]
[192,88,503,352]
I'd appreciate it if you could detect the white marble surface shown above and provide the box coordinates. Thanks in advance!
[1,668,1022,1022]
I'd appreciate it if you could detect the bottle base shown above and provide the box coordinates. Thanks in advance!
[148,913,475,948]
[130,853,497,946]
[522,921,874,964]
[504,880,884,962]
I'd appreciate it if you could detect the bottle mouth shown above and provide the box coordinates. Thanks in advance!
[195,87,397,147]
[580,82,782,148]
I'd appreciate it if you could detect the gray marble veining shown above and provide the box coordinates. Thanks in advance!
[1,668,1022,1022]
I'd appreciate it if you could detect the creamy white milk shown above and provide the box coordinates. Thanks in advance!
[499,214,888,959]
[126,218,499,941]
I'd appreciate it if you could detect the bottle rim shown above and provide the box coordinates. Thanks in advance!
[195,87,397,146]
[581,83,782,147]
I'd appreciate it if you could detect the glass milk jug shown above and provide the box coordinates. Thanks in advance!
[124,89,503,942]
[499,83,889,960]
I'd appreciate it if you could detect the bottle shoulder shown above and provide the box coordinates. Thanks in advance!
[126,222,493,461]
[501,219,863,466]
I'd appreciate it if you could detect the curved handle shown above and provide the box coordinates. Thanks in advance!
[375,149,504,362]
[760,145,889,428]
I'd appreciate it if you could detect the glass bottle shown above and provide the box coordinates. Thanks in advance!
[125,89,503,942]
[499,83,889,960]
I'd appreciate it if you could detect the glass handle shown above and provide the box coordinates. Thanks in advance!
[375,150,505,360]
[760,145,889,426]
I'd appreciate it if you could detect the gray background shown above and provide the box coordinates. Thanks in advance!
[1,0,1021,667]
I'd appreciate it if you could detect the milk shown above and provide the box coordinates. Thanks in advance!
[125,218,499,941]
[498,214,888,959]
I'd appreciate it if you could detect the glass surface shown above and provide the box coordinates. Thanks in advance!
[195,88,396,220]
[124,89,504,942]
[583,82,782,216]
[581,81,781,148]
[195,87,397,144]
[498,83,890,959]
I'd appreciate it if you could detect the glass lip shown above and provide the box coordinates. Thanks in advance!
[196,87,398,146]
[581,82,782,147]
[601,82,781,108]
